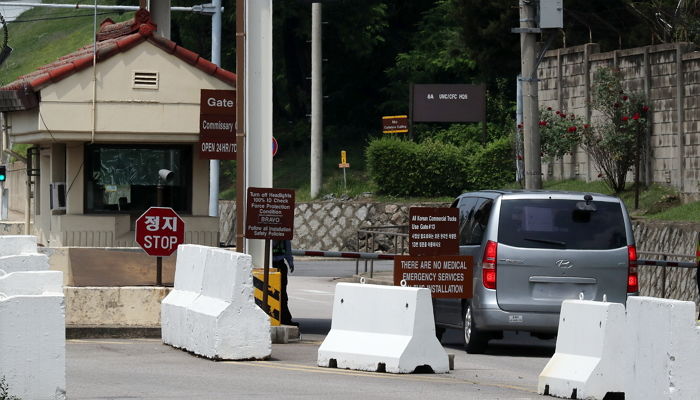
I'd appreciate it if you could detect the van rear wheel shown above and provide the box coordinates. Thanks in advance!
[464,304,488,354]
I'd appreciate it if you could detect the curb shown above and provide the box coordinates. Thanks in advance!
[66,325,300,344]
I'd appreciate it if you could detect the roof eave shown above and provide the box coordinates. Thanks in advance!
[0,87,39,111]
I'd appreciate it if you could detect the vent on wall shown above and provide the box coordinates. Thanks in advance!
[133,71,159,89]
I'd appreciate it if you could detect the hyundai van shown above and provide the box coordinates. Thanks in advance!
[433,190,638,353]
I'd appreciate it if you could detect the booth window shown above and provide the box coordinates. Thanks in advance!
[85,144,192,214]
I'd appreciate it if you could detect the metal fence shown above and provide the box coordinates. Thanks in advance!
[637,251,697,300]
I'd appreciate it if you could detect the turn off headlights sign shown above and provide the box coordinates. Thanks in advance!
[199,89,236,160]
[412,84,486,123]
[245,187,295,240]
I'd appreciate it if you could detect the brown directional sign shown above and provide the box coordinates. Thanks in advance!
[382,115,409,134]
[408,207,459,256]
[412,84,486,123]
[200,89,236,160]
[394,255,473,298]
[245,188,295,240]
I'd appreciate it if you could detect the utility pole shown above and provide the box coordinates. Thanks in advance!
[309,2,323,199]
[518,0,542,189]
[209,0,222,217]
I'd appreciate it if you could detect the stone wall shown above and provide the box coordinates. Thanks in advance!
[633,219,699,306]
[537,43,700,197]
[219,200,447,251]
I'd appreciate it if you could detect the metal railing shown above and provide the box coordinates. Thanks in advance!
[355,225,408,277]
[637,251,697,299]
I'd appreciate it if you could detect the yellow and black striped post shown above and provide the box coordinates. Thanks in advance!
[253,268,282,326]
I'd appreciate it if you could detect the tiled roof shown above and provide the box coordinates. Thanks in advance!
[1,8,235,93]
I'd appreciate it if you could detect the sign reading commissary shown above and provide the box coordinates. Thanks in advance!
[199,89,236,160]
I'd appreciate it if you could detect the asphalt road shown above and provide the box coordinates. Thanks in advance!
[66,259,556,399]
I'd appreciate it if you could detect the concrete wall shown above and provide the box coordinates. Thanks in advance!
[537,43,700,197]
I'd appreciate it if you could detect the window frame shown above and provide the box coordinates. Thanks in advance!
[83,143,193,216]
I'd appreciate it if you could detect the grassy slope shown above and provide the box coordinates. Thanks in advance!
[0,2,131,85]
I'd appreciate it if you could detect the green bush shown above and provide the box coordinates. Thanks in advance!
[467,136,516,190]
[366,135,516,196]
[366,137,466,197]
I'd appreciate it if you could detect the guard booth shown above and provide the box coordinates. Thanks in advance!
[0,8,233,251]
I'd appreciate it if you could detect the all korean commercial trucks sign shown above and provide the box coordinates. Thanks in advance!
[394,207,473,298]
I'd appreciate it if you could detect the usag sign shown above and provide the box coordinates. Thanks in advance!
[200,89,236,160]
[245,188,295,240]
[412,84,486,123]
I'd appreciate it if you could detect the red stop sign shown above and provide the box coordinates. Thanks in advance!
[135,207,185,257]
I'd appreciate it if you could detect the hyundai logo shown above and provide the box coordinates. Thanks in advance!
[556,259,573,269]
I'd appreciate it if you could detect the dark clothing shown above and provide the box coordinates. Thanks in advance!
[272,240,294,325]
[697,265,699,319]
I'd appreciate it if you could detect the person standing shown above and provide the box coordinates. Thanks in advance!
[272,239,297,326]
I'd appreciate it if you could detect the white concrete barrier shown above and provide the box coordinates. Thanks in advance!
[538,300,626,399]
[624,297,700,400]
[0,235,37,256]
[317,283,449,374]
[161,245,207,348]
[0,270,65,400]
[0,254,50,273]
[161,245,271,360]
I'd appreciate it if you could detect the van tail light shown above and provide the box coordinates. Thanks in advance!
[627,245,639,293]
[482,240,497,289]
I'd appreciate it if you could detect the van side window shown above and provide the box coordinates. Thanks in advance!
[467,199,493,245]
[457,197,477,245]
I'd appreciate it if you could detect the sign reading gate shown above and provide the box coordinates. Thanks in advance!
[199,89,236,160]
[135,207,185,257]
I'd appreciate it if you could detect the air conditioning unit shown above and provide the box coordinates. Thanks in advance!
[50,182,66,210]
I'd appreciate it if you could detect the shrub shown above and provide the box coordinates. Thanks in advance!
[366,137,466,196]
[538,107,585,161]
[366,135,516,196]
[585,67,650,194]
[0,377,21,400]
[466,136,516,190]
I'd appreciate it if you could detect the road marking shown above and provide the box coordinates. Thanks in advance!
[300,289,334,295]
[68,338,160,345]
[221,360,537,394]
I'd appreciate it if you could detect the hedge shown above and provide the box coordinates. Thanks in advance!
[366,136,515,197]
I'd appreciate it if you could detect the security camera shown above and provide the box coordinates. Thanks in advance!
[158,169,174,182]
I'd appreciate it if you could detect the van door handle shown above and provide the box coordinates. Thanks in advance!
[529,276,597,284]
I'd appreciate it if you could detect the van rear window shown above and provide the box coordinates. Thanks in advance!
[498,199,627,250]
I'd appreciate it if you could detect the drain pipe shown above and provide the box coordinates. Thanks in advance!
[90,0,97,143]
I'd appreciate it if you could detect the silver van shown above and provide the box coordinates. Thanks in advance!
[434,190,639,353]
